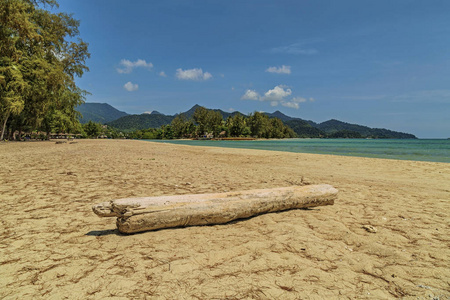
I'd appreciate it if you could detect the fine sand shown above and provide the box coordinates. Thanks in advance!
[0,139,449,299]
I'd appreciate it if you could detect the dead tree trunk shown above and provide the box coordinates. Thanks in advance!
[93,184,338,233]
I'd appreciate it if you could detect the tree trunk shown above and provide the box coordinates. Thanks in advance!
[0,112,10,141]
[93,184,338,233]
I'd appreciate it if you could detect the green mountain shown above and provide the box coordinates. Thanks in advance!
[80,103,417,138]
[264,110,296,122]
[284,119,325,138]
[107,105,241,132]
[317,119,416,139]
[106,113,174,131]
[178,104,238,120]
[264,111,324,137]
[77,103,128,124]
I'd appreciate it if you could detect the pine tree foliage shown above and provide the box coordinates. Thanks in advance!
[0,0,89,140]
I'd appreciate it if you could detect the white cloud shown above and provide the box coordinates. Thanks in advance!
[241,89,260,100]
[266,65,291,74]
[262,85,292,101]
[280,96,315,109]
[269,39,322,55]
[176,68,212,81]
[202,71,213,80]
[291,96,307,103]
[117,59,153,74]
[240,85,315,109]
[281,101,300,109]
[124,81,138,92]
[159,71,167,77]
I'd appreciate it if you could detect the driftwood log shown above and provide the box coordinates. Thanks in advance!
[92,184,338,233]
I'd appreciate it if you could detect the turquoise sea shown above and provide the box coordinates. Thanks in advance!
[149,139,450,163]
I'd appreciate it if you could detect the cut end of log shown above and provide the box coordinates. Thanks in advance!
[92,201,117,217]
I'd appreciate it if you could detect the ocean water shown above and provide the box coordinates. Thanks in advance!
[148,139,450,163]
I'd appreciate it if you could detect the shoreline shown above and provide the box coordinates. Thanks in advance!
[149,138,450,164]
[1,139,449,298]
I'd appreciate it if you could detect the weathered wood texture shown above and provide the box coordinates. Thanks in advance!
[93,184,338,233]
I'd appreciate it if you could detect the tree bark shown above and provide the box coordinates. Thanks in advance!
[0,112,10,141]
[93,184,338,234]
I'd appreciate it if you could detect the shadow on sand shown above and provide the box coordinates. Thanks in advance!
[85,207,321,236]
[85,229,123,236]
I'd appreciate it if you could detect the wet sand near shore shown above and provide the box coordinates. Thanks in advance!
[0,139,449,299]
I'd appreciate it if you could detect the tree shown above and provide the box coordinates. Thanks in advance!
[141,128,158,139]
[229,113,246,137]
[209,110,223,137]
[193,106,209,136]
[193,106,223,137]
[0,61,26,139]
[0,0,89,140]
[269,117,285,138]
[83,121,102,138]
[171,113,195,138]
[248,111,270,138]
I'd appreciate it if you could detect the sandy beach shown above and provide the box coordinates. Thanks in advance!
[0,139,448,299]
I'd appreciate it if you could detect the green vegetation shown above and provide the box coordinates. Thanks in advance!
[103,104,243,132]
[106,113,174,132]
[96,104,417,139]
[193,106,223,137]
[0,0,90,140]
[82,121,102,138]
[317,119,417,139]
[171,114,195,138]
[79,108,419,140]
[283,119,324,138]
[327,130,363,139]
[126,106,296,140]
[81,121,123,139]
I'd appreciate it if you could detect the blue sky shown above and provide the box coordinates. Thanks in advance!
[57,0,450,138]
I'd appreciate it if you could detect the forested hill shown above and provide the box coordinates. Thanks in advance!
[79,103,417,138]
[106,113,174,131]
[179,104,239,120]
[264,110,296,122]
[77,103,128,124]
[106,105,241,131]
[315,119,417,139]
[283,119,324,138]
